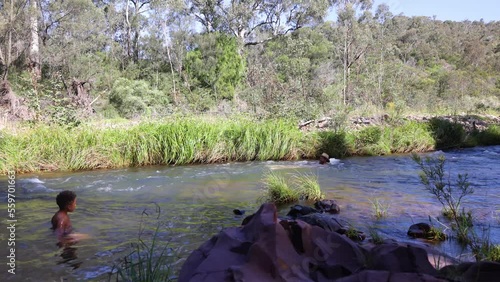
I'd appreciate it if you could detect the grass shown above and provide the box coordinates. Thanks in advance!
[1,117,499,174]
[260,171,324,205]
[0,117,303,173]
[260,171,299,205]
[427,227,447,241]
[369,198,390,219]
[293,172,324,201]
[111,205,178,282]
[368,228,385,245]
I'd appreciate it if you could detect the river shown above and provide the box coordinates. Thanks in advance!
[1,146,499,281]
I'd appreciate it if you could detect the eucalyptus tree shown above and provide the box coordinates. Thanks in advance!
[0,0,30,80]
[331,0,373,105]
[40,0,109,84]
[186,0,333,49]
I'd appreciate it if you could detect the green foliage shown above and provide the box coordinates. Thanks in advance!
[184,33,245,100]
[312,131,351,159]
[260,172,299,205]
[476,125,500,146]
[368,228,385,245]
[412,154,474,244]
[428,118,466,149]
[427,227,447,241]
[260,171,324,205]
[109,78,170,118]
[111,205,177,282]
[292,172,324,201]
[0,118,304,173]
[369,198,390,219]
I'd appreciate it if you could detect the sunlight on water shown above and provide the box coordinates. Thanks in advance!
[0,146,499,280]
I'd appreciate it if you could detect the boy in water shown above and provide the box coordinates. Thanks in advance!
[51,190,88,244]
[319,152,330,165]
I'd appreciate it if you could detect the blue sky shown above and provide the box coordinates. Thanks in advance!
[374,0,500,22]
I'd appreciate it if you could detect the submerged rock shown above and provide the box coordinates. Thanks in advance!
[407,222,431,238]
[286,204,319,218]
[232,209,245,216]
[314,199,341,214]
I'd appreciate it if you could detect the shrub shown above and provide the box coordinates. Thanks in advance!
[476,125,500,146]
[428,118,465,149]
[110,78,170,118]
[412,153,474,244]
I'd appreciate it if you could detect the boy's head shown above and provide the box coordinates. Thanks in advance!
[319,152,330,164]
[56,190,77,211]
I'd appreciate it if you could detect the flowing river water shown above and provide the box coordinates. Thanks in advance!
[1,146,499,281]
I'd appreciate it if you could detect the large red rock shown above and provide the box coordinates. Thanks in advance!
[179,203,366,282]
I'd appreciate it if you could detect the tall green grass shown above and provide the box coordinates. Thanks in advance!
[260,171,299,205]
[0,118,303,173]
[1,118,498,174]
[293,172,324,201]
[260,171,324,205]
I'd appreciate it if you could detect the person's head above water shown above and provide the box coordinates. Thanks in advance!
[319,152,330,164]
[56,190,77,212]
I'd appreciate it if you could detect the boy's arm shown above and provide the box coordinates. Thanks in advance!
[54,215,71,239]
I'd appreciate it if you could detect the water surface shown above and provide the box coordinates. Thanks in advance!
[1,146,499,281]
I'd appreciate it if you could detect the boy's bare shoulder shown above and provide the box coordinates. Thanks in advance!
[51,211,70,230]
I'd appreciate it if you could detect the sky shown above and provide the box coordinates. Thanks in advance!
[373,0,500,22]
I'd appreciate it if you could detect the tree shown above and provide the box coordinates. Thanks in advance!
[186,0,332,49]
[184,32,244,100]
[332,0,373,105]
[28,0,40,79]
[0,0,30,80]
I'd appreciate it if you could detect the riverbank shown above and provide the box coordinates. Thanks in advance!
[1,116,499,174]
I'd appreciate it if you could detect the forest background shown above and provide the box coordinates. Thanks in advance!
[1,0,499,125]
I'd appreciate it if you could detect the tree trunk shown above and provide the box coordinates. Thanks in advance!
[343,26,348,105]
[125,0,131,61]
[29,0,41,80]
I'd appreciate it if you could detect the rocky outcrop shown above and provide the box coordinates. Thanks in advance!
[179,203,455,282]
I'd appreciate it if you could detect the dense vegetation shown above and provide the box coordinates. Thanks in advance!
[1,117,499,173]
[1,0,499,124]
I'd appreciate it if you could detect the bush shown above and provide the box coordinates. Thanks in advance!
[428,118,465,149]
[412,154,474,244]
[477,125,500,146]
[110,78,170,118]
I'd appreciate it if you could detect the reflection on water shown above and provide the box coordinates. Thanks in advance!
[0,146,499,280]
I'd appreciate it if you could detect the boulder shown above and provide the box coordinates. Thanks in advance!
[179,203,366,282]
[335,270,447,282]
[296,213,345,233]
[407,222,431,238]
[440,261,500,282]
[315,199,341,214]
[367,242,439,276]
[286,205,319,218]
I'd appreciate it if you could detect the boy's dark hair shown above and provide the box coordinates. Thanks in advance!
[56,190,76,210]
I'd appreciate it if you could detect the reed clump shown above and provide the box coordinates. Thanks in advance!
[260,171,324,205]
